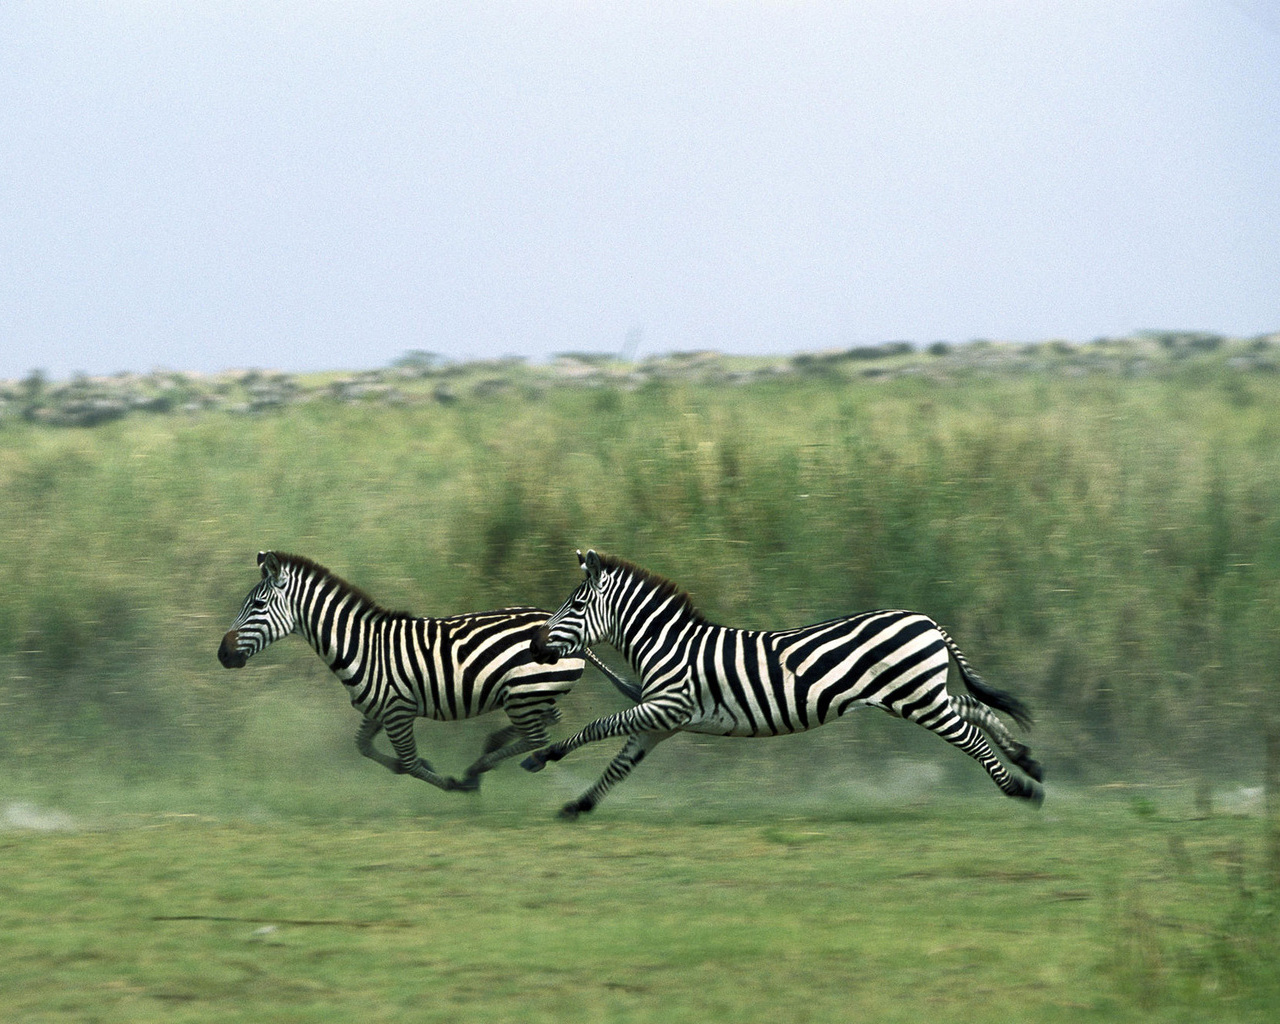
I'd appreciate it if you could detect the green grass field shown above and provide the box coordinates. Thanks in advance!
[4,793,1278,1023]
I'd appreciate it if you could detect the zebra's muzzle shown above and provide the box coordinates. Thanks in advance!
[218,631,248,669]
[530,625,560,664]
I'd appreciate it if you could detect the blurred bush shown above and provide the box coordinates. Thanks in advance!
[2,342,1279,792]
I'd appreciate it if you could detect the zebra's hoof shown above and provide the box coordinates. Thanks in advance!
[522,752,547,773]
[557,802,582,821]
[447,774,480,793]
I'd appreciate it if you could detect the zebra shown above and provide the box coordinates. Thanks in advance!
[523,550,1044,818]
[217,551,639,792]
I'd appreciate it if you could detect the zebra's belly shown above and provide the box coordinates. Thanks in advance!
[347,683,486,723]
[683,706,805,738]
[682,692,876,737]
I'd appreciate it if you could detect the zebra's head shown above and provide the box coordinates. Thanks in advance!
[531,549,611,664]
[218,551,298,669]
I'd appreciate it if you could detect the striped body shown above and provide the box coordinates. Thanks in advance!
[628,610,971,737]
[525,550,1044,817]
[218,551,636,792]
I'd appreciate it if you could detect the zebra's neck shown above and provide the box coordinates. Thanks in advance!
[605,574,709,683]
[291,566,384,679]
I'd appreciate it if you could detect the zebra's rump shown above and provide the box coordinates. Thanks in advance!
[777,611,952,727]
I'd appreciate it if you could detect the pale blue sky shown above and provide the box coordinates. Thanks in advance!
[2,1,1277,379]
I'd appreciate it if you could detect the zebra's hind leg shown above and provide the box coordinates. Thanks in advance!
[457,708,564,790]
[914,705,1044,805]
[952,694,1044,783]
[558,732,673,820]
[480,724,522,756]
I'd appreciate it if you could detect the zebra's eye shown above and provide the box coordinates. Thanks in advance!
[250,598,268,610]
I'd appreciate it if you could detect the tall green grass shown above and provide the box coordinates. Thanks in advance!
[2,359,1280,791]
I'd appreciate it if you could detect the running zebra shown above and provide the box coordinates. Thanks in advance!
[524,550,1044,818]
[218,551,639,792]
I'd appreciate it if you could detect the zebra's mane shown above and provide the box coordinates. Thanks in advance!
[274,552,416,619]
[596,553,708,626]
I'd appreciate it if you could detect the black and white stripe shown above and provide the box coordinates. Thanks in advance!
[218,551,638,792]
[525,550,1044,817]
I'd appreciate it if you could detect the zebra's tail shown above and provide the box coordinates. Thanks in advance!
[937,624,1034,731]
[582,647,642,703]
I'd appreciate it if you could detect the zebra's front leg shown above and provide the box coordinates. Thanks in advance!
[381,713,469,792]
[354,717,403,773]
[521,698,689,774]
[558,732,672,820]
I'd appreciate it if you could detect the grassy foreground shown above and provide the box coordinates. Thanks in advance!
[3,795,1278,1024]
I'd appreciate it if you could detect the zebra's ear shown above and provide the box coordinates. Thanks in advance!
[261,551,284,586]
[576,549,587,570]
[583,549,604,582]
